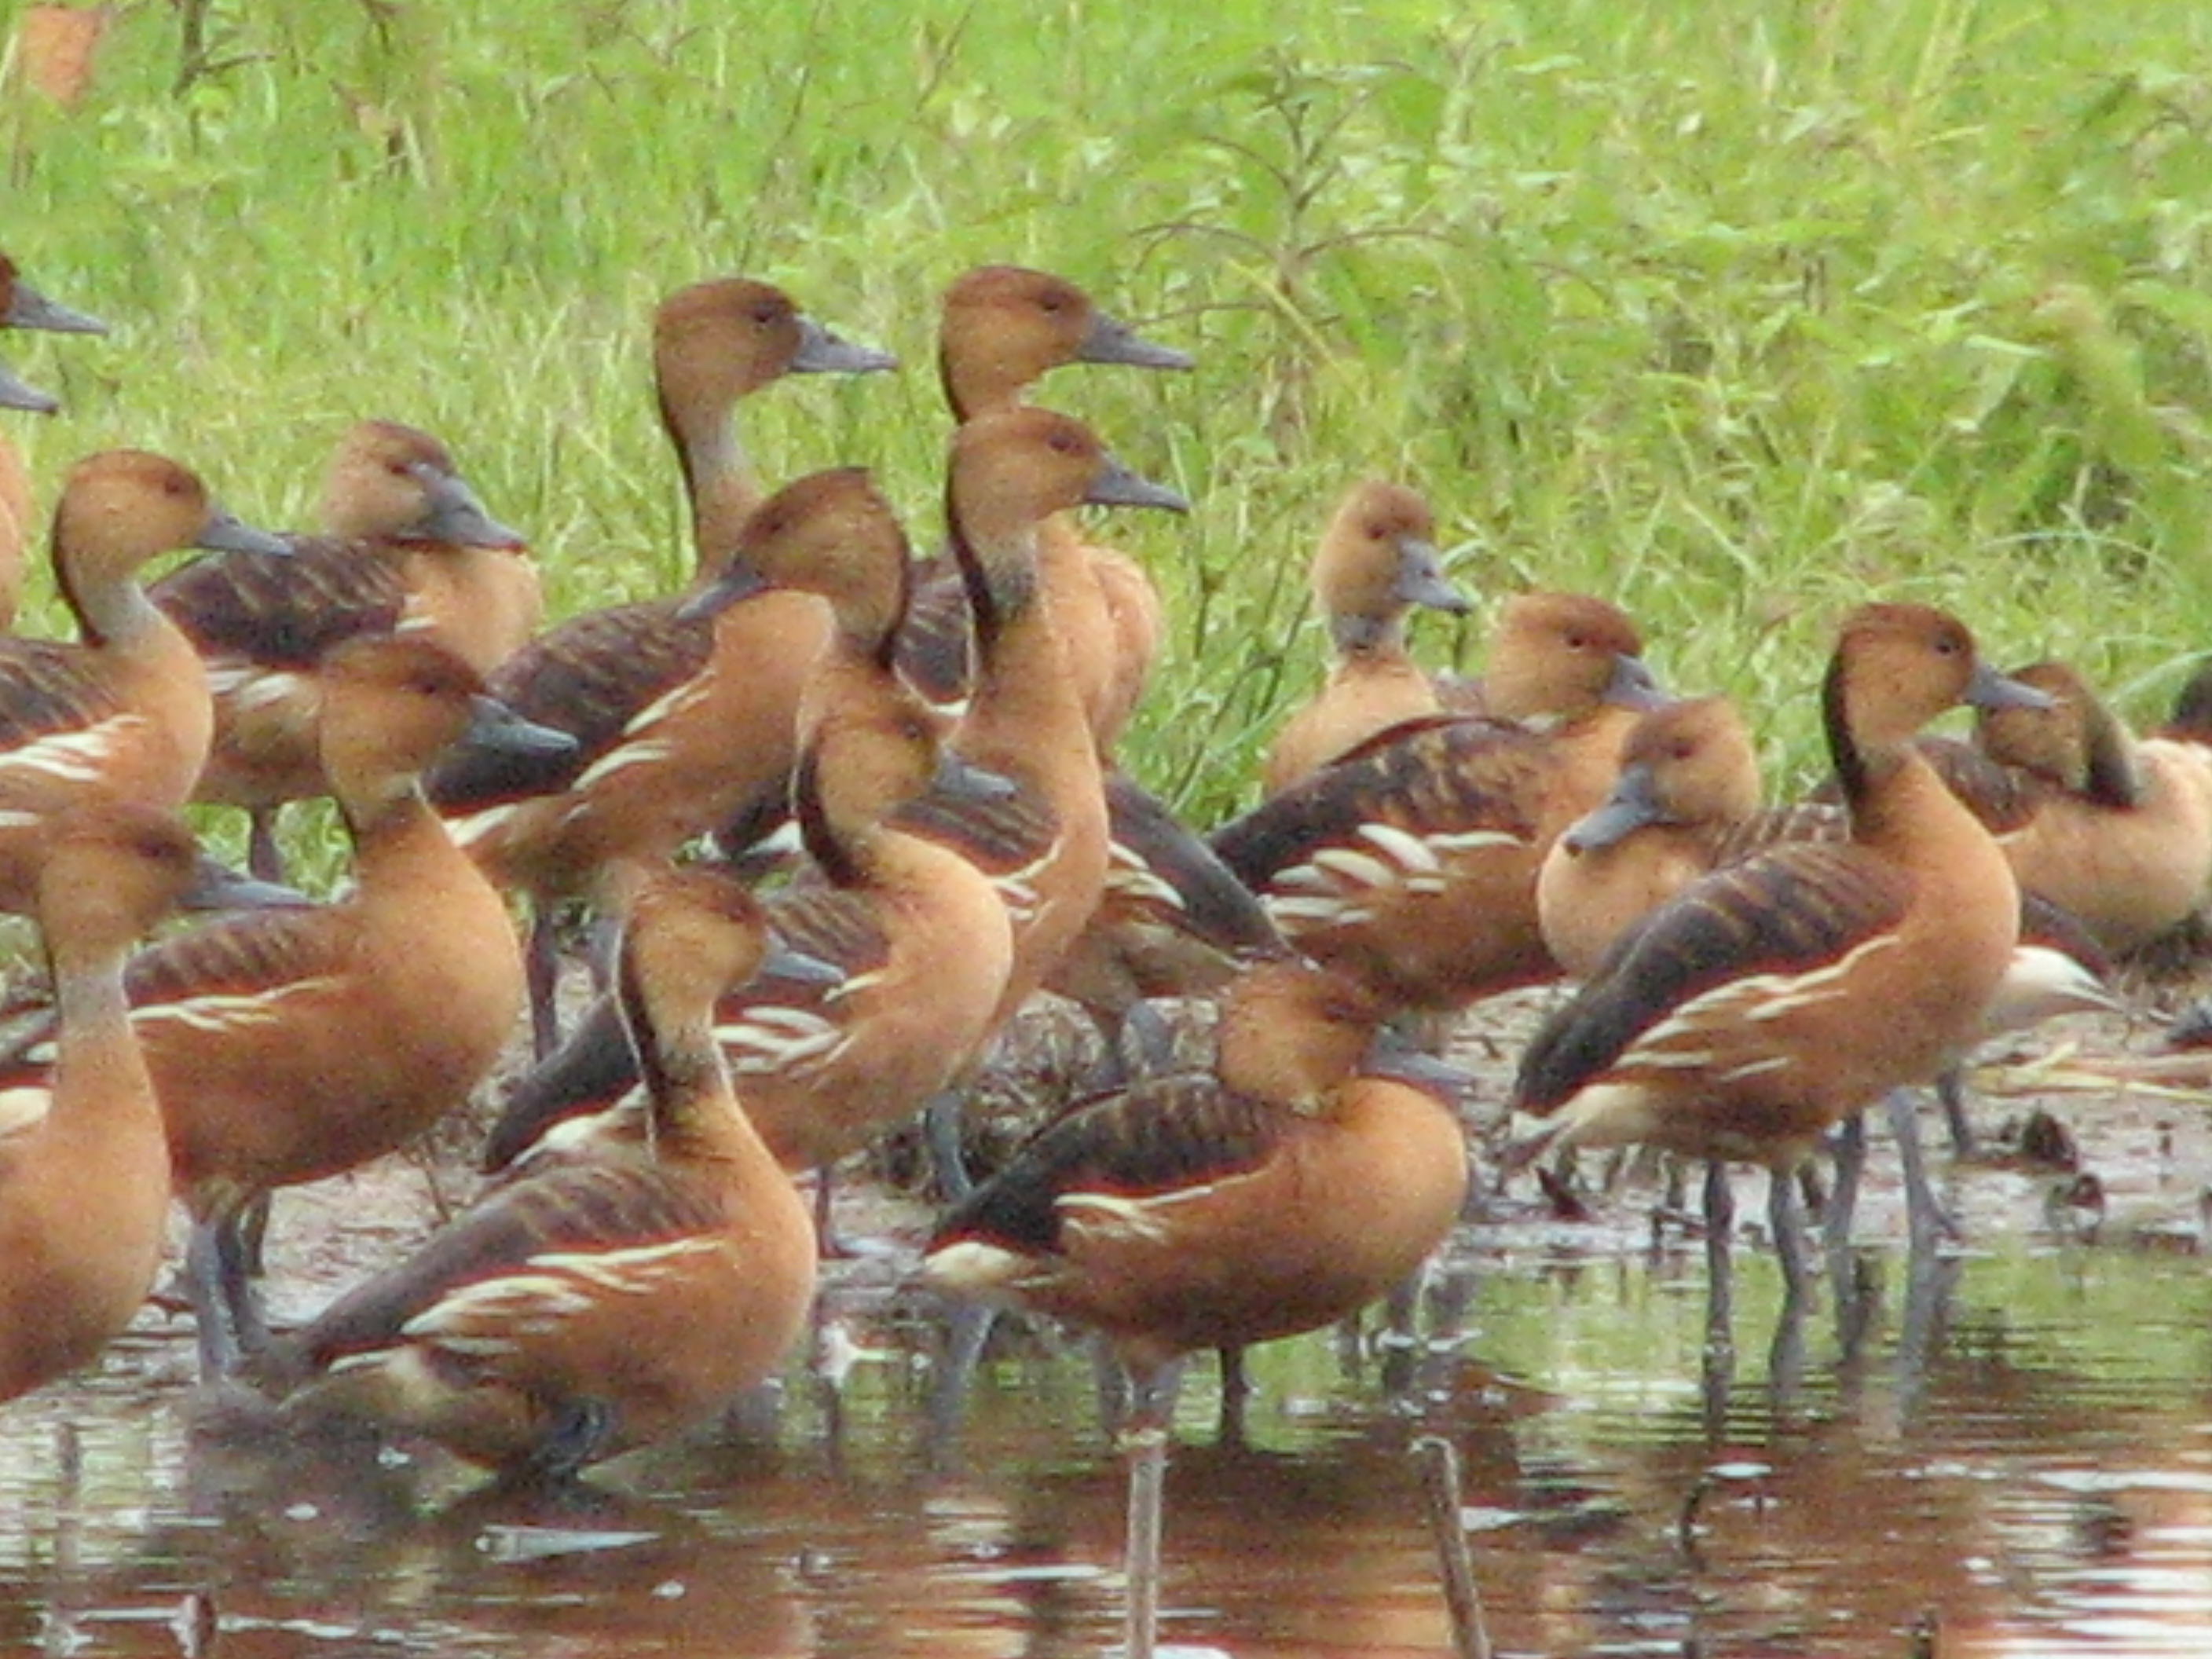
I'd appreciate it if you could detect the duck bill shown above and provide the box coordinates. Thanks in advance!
[1085,456,1189,515]
[0,361,57,415]
[759,936,844,990]
[418,471,526,551]
[4,282,106,336]
[674,556,772,623]
[195,510,293,559]
[928,751,1018,806]
[1392,538,1471,615]
[1561,764,1664,854]
[181,855,317,914]
[1603,654,1668,712]
[463,695,579,760]
[1965,661,2056,713]
[790,317,898,376]
[1078,309,1192,372]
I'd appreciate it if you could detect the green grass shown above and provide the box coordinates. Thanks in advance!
[7,0,2212,835]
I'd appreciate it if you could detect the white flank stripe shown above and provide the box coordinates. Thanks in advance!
[131,978,349,1036]
[574,738,674,792]
[1360,821,1441,873]
[1309,847,1396,889]
[1424,829,1523,856]
[0,719,135,788]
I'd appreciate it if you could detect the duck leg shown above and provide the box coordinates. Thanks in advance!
[1935,1066,1978,1159]
[1767,1167,1813,1307]
[526,905,563,1060]
[1881,1089,1957,1251]
[246,806,286,884]
[185,1218,240,1378]
[1700,1160,1737,1435]
[1122,1359,1185,1659]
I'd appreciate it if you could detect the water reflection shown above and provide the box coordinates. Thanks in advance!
[2,1236,2208,1657]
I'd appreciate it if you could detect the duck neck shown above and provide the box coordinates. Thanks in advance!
[342,778,467,890]
[621,965,771,1170]
[661,389,759,573]
[60,556,165,652]
[47,934,158,1148]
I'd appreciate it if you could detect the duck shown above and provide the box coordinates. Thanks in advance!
[0,634,576,1375]
[430,467,908,1057]
[0,450,290,914]
[1536,695,1767,980]
[899,264,1191,749]
[0,800,281,1404]
[646,274,895,579]
[1212,591,1663,1016]
[269,866,821,1481]
[1260,479,1470,794]
[909,407,1188,1028]
[1969,658,2212,955]
[921,951,1468,1657]
[1537,690,2116,1188]
[483,569,1018,1238]
[150,418,530,877]
[1509,603,2046,1298]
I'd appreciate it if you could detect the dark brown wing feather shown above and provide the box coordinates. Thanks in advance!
[1514,843,1910,1114]
[153,537,405,668]
[482,884,890,1174]
[427,600,712,809]
[928,1078,1284,1258]
[296,1155,725,1366]
[892,771,1060,875]
[1210,716,1543,886]
[122,906,350,1008]
[1104,772,1281,956]
[0,639,121,748]
[894,555,972,710]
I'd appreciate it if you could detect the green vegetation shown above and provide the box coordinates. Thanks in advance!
[8,0,2212,833]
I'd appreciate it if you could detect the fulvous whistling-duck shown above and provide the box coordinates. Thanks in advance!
[648,276,895,577]
[922,952,1468,1656]
[430,467,909,1057]
[1260,479,1470,795]
[0,802,281,1404]
[1536,695,1765,980]
[1971,658,2212,955]
[1538,692,2115,1196]
[0,450,289,914]
[16,635,574,1375]
[484,619,1019,1233]
[151,419,529,877]
[913,408,1188,1025]
[1510,603,2046,1301]
[270,867,822,1480]
[901,265,1191,749]
[1212,591,1663,1016]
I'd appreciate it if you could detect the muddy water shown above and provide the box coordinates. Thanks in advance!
[4,1208,2208,1659]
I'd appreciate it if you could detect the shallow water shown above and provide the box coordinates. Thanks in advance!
[4,1223,2209,1658]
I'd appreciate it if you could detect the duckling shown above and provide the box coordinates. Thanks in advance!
[152,418,529,877]
[0,801,280,1404]
[901,264,1191,748]
[430,467,908,1057]
[1261,479,1470,794]
[20,635,574,1375]
[270,868,821,1481]
[922,953,1467,1657]
[1214,591,1662,1016]
[1510,604,2046,1302]
[0,450,289,914]
[1972,659,2212,955]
